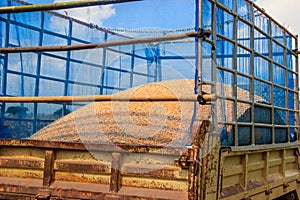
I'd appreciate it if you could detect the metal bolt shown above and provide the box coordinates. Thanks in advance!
[283,183,290,188]
[265,189,273,195]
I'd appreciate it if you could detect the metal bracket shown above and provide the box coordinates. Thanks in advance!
[197,92,215,105]
[196,29,211,41]
[175,151,196,169]
[197,94,207,105]
[293,49,300,55]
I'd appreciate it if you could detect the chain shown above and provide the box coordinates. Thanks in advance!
[88,24,195,34]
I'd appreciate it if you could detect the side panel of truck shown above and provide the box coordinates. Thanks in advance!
[219,146,300,199]
[0,139,194,200]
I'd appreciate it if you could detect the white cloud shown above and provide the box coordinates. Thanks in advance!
[255,0,300,36]
[49,0,115,37]
[53,0,115,25]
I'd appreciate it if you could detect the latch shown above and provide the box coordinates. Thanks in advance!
[175,153,193,169]
[175,149,200,172]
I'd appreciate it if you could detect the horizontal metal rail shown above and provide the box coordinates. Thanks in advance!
[0,0,141,14]
[0,31,203,53]
[0,94,215,103]
[0,139,188,153]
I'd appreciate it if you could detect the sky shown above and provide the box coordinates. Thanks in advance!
[255,0,299,34]
[23,0,195,30]
[255,0,300,46]
[3,0,299,115]
[21,0,300,40]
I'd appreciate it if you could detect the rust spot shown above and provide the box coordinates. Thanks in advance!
[0,139,186,155]
[247,179,265,190]
[221,184,244,198]
[122,164,183,179]
[0,157,44,169]
[43,150,55,187]
[265,189,273,195]
[192,120,210,146]
[55,160,110,174]
[110,153,121,193]
[36,188,51,200]
[104,194,120,200]
[0,139,191,199]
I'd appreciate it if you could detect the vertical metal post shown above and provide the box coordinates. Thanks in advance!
[0,20,3,123]
[33,11,45,134]
[110,152,120,193]
[249,2,255,146]
[295,35,299,141]
[211,0,218,137]
[154,44,159,82]
[130,44,135,88]
[63,19,72,116]
[233,0,238,146]
[197,0,202,97]
[100,32,108,95]
[1,1,10,128]
[118,45,122,89]
[157,45,162,81]
[188,148,196,200]
[283,30,290,142]
[42,150,55,187]
[196,1,202,199]
[268,17,275,144]
[147,55,151,83]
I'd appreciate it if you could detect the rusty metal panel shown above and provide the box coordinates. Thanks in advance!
[0,193,35,200]
[121,177,188,191]
[220,146,300,199]
[117,187,188,200]
[0,176,42,197]
[0,157,44,169]
[0,146,45,158]
[0,138,195,199]
[54,171,111,184]
[122,164,186,179]
[54,160,111,174]
[0,139,187,154]
[120,163,189,191]
[0,119,212,199]
[0,168,44,180]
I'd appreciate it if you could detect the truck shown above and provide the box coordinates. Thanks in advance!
[0,0,299,199]
[0,118,300,200]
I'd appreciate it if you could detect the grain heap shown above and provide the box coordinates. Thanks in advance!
[30,79,259,146]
